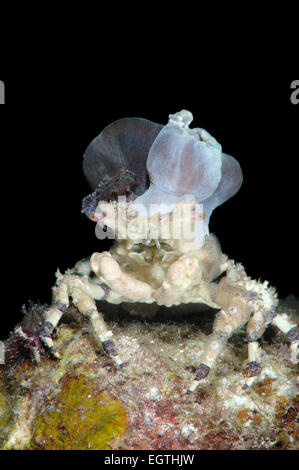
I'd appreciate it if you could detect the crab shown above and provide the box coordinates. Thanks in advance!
[33,110,298,394]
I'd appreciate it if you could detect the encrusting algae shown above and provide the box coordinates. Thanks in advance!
[31,376,127,450]
[0,378,12,446]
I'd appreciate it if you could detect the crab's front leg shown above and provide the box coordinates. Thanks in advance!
[186,285,251,394]
[40,270,123,367]
[66,277,123,367]
[241,310,299,390]
[40,279,69,359]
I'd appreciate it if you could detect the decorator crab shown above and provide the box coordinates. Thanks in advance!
[32,110,298,394]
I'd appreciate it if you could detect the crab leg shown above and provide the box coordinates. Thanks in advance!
[186,287,251,394]
[242,311,299,389]
[241,310,266,389]
[154,254,202,306]
[40,267,122,366]
[90,251,153,300]
[40,281,69,359]
[67,277,123,366]
[271,313,299,364]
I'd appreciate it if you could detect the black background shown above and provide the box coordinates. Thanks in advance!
[1,10,298,341]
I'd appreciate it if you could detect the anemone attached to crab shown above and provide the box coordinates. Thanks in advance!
[30,110,298,395]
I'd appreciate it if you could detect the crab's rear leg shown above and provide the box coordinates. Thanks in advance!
[271,313,299,364]
[242,309,299,390]
[186,287,251,394]
[40,270,123,366]
[242,309,267,390]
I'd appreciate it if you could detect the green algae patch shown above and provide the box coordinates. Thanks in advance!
[30,376,127,450]
[0,378,13,447]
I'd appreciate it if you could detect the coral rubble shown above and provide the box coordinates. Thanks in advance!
[0,299,298,450]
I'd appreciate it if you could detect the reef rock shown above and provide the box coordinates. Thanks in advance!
[0,298,298,450]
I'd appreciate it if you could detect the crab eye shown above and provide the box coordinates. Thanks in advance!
[89,211,104,222]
